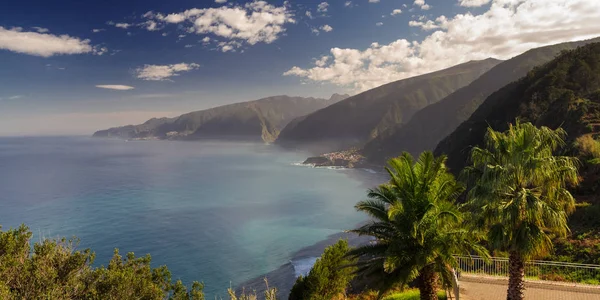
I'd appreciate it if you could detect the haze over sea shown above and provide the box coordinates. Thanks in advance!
[0,136,374,297]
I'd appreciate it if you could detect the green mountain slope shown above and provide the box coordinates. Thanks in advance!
[93,94,347,142]
[363,37,600,163]
[434,42,600,175]
[276,59,501,151]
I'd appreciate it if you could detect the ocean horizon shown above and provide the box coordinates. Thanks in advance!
[0,136,381,297]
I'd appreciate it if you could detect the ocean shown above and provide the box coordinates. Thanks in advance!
[0,136,380,297]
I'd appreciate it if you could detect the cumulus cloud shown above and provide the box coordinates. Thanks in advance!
[459,0,491,7]
[409,16,445,30]
[96,85,135,90]
[391,9,403,16]
[284,0,600,92]
[0,26,97,57]
[306,11,313,19]
[317,2,329,13]
[344,1,353,7]
[114,23,131,29]
[32,27,49,33]
[135,63,200,81]
[141,1,294,52]
[92,28,105,33]
[215,0,227,3]
[376,22,383,26]
[320,25,333,32]
[414,0,431,10]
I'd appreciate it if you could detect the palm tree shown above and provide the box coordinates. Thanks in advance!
[463,121,580,300]
[348,152,486,300]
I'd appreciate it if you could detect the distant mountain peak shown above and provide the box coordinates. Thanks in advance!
[329,93,350,102]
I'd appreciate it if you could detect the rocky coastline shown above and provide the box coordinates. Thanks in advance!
[302,149,366,168]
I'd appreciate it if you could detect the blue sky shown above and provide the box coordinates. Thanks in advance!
[1,0,599,135]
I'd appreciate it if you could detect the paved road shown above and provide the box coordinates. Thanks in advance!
[459,276,600,300]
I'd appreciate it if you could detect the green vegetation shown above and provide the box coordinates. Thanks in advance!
[463,121,579,300]
[0,225,204,300]
[277,59,500,150]
[363,37,600,164]
[383,290,446,300]
[575,135,600,164]
[288,240,356,300]
[93,95,346,142]
[348,152,485,300]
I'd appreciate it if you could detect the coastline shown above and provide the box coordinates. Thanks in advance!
[235,166,387,298]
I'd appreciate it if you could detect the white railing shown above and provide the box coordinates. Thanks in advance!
[455,255,600,285]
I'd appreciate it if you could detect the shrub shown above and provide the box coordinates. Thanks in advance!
[0,225,203,300]
[288,240,356,300]
[575,135,600,160]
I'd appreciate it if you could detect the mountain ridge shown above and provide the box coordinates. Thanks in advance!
[275,58,502,153]
[362,37,600,163]
[93,94,348,142]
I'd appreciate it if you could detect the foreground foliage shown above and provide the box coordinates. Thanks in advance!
[348,152,485,300]
[0,225,203,300]
[464,121,580,300]
[288,240,356,300]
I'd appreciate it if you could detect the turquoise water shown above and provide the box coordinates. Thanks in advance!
[0,137,372,296]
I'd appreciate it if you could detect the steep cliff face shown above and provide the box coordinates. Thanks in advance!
[363,37,600,163]
[434,42,600,175]
[276,59,501,151]
[93,94,347,142]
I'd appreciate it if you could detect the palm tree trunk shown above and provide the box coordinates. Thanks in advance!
[419,265,439,300]
[507,251,525,300]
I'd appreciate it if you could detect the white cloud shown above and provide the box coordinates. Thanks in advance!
[311,28,320,35]
[284,0,600,92]
[391,9,403,16]
[184,44,194,48]
[306,11,313,19]
[32,27,49,33]
[202,36,211,43]
[92,28,105,33]
[409,16,443,30]
[215,0,227,3]
[142,1,294,52]
[135,63,200,81]
[320,25,333,32]
[414,0,431,10]
[0,26,97,57]
[315,56,329,67]
[376,22,383,26]
[369,0,380,3]
[96,85,135,90]
[144,20,160,31]
[344,1,353,7]
[459,0,491,7]
[114,23,131,29]
[317,2,329,13]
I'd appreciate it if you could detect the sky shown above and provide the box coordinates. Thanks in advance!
[1,0,599,136]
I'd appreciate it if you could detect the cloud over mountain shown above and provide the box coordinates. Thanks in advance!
[284,0,600,91]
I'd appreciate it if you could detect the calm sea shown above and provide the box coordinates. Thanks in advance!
[0,136,376,297]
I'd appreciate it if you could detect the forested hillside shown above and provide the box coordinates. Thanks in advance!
[276,59,501,152]
[363,37,600,163]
